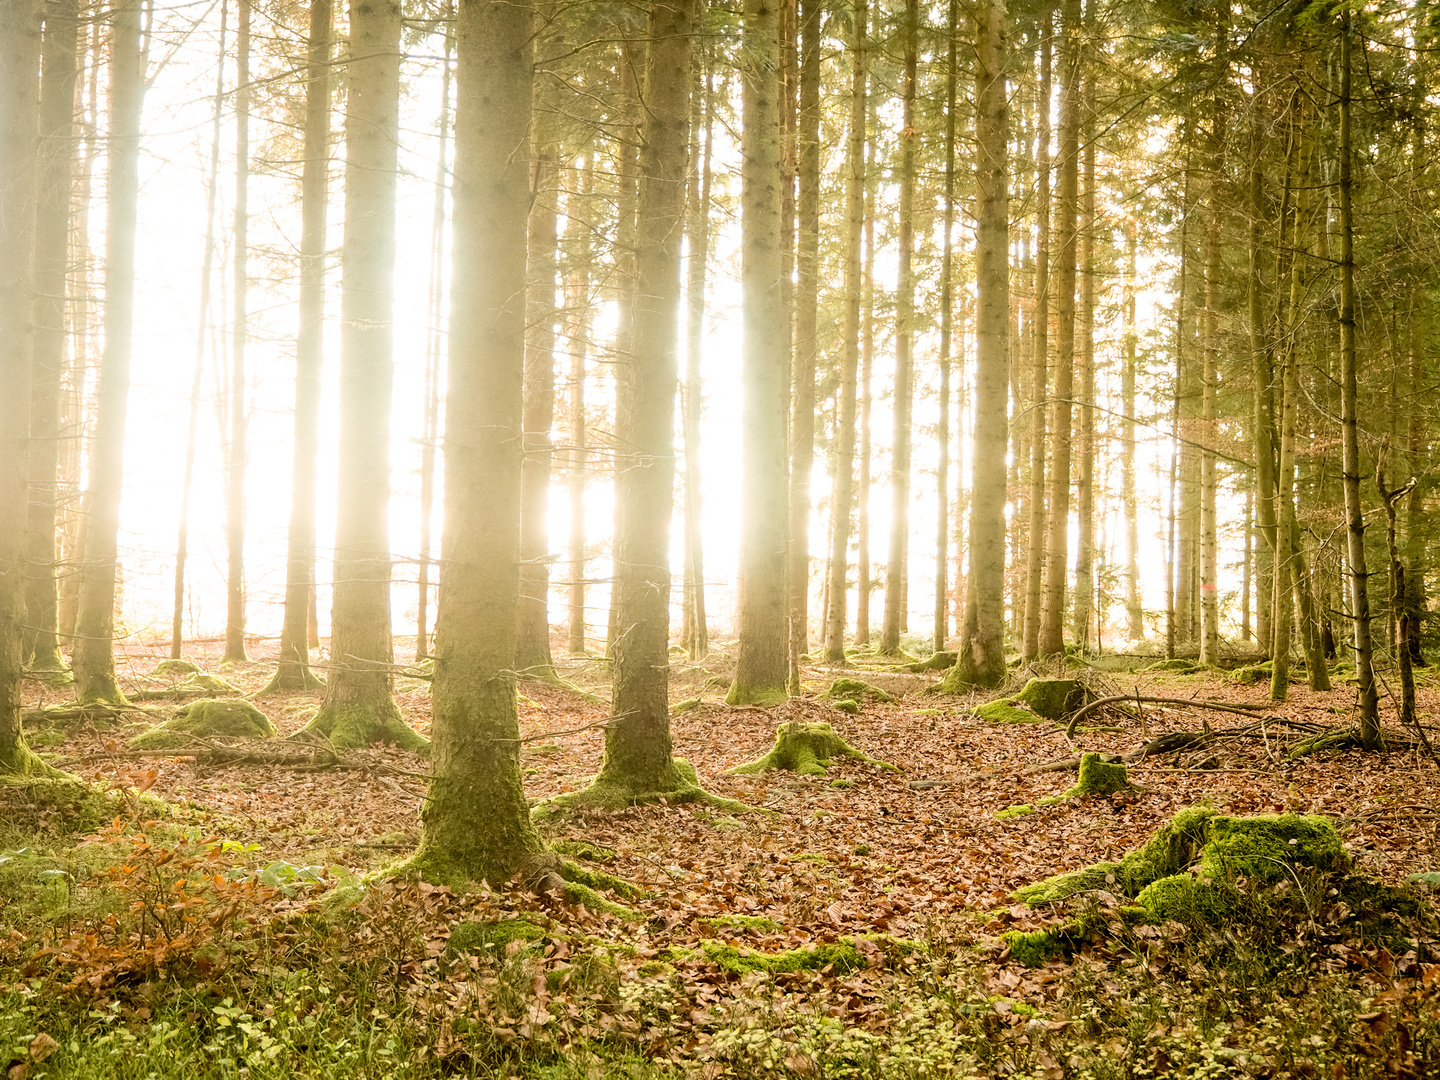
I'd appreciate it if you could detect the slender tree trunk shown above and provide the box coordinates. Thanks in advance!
[1249,104,1276,654]
[73,0,144,706]
[934,0,958,654]
[944,0,1008,689]
[223,0,251,663]
[566,155,593,656]
[298,0,421,750]
[787,0,819,690]
[682,61,713,659]
[1122,217,1143,639]
[415,0,545,885]
[856,165,876,646]
[416,14,451,664]
[823,0,866,664]
[24,0,81,682]
[579,0,698,799]
[1072,77,1095,652]
[1021,2,1052,662]
[173,0,226,662]
[1199,62,1226,667]
[1337,15,1380,745]
[728,0,789,705]
[1037,0,1080,658]
[516,121,558,677]
[1,0,57,774]
[881,0,918,655]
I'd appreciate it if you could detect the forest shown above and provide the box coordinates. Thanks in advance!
[5,0,1440,1075]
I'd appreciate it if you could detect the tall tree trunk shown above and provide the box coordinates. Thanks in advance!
[728,0,789,705]
[1,0,57,775]
[787,0,819,690]
[1072,76,1095,652]
[855,159,876,645]
[566,155,593,656]
[416,12,451,664]
[822,0,866,664]
[1199,51,1226,667]
[1337,14,1380,745]
[566,0,701,803]
[415,0,545,885]
[271,0,331,691]
[934,0,958,654]
[881,0,918,655]
[24,0,81,683]
[1037,0,1080,658]
[1248,102,1276,654]
[1021,1,1052,662]
[297,0,422,750]
[516,121,558,677]
[944,0,1008,689]
[72,0,144,706]
[173,0,227,662]
[223,0,251,663]
[1122,217,1143,639]
[682,60,713,659]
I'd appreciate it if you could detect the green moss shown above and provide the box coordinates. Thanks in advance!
[1016,678,1087,719]
[549,840,616,862]
[833,698,861,715]
[905,651,957,673]
[546,757,756,817]
[128,699,276,751]
[150,659,201,679]
[1144,658,1202,673]
[671,697,701,714]
[826,678,896,703]
[1039,753,1135,803]
[1231,662,1272,685]
[1135,874,1230,922]
[729,722,896,777]
[724,682,788,707]
[444,918,547,960]
[1198,814,1346,882]
[700,913,783,933]
[995,804,1035,820]
[973,699,1042,724]
[0,777,121,834]
[830,778,853,790]
[691,939,864,975]
[1001,922,1084,967]
[296,701,429,753]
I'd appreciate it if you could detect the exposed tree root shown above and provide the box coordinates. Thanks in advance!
[538,758,760,818]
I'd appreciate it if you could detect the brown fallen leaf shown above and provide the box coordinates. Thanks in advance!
[27,1033,58,1064]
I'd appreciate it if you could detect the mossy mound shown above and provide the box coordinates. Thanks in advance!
[679,934,915,976]
[700,913,783,933]
[150,659,201,680]
[0,777,126,835]
[973,698,1043,724]
[1198,813,1346,881]
[833,698,861,715]
[1016,678,1088,720]
[904,650,957,673]
[1039,753,1136,803]
[1144,658,1204,674]
[128,699,276,751]
[729,722,896,777]
[294,700,429,753]
[445,918,547,960]
[826,678,896,703]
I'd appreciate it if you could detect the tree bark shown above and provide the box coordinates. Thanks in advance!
[566,154,593,656]
[1122,217,1143,639]
[682,57,713,659]
[934,0,959,654]
[223,0,251,663]
[1072,75,1095,652]
[728,0,789,705]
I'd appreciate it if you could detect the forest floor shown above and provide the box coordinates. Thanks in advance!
[5,635,1440,1078]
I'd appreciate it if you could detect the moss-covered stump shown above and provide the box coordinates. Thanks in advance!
[825,678,896,703]
[833,698,861,715]
[729,722,896,777]
[128,699,277,751]
[150,659,200,680]
[1039,753,1136,803]
[542,757,757,817]
[1016,678,1088,720]
[292,700,429,753]
[972,698,1043,724]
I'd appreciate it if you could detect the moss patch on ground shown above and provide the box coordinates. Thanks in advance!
[1039,753,1136,803]
[1015,679,1088,720]
[0,777,126,835]
[995,804,1035,821]
[729,722,896,777]
[973,699,1043,724]
[444,918,547,960]
[825,678,896,703]
[128,699,277,751]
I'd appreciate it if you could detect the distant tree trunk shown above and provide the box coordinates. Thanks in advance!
[24,0,81,681]
[855,162,876,646]
[822,0,866,664]
[934,0,958,654]
[943,0,1008,690]
[415,0,545,885]
[173,0,226,662]
[416,14,451,664]
[1337,15,1380,746]
[1248,104,1276,654]
[1,0,57,775]
[1199,64,1226,667]
[787,0,819,690]
[881,0,918,656]
[727,0,789,706]
[517,122,558,677]
[1037,0,1080,659]
[297,0,422,750]
[73,0,144,706]
[1020,1,1052,662]
[223,0,251,663]
[576,0,699,800]
[567,154,593,656]
[1122,217,1143,639]
[272,0,331,691]
[1072,77,1095,652]
[682,61,713,659]
[1173,145,1197,647]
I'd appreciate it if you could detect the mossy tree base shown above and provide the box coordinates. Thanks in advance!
[825,678,895,703]
[1016,678,1087,720]
[725,682,788,707]
[0,739,70,781]
[516,667,606,705]
[261,667,327,694]
[399,848,643,919]
[293,699,429,752]
[25,656,74,688]
[729,722,896,777]
[128,699,277,751]
[543,757,758,817]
